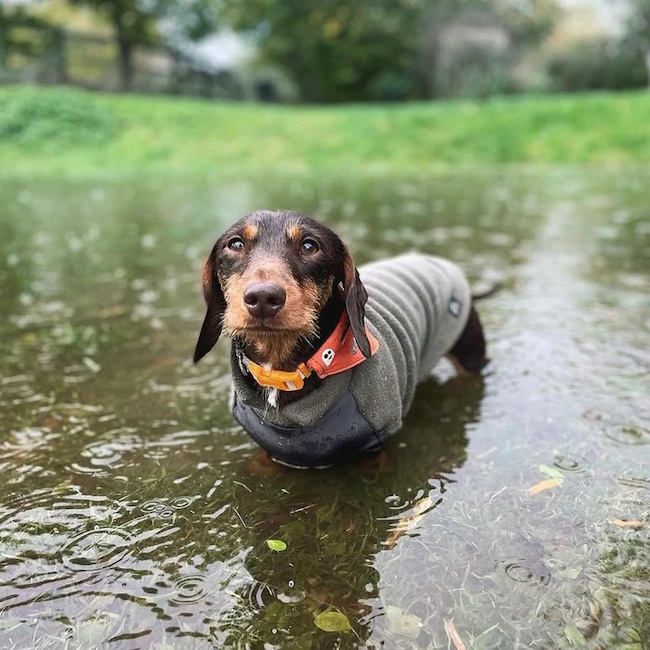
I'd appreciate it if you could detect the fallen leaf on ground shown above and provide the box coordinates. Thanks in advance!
[611,519,644,529]
[266,539,287,552]
[385,605,422,639]
[538,464,564,480]
[444,618,467,650]
[528,478,562,495]
[314,611,351,632]
[564,623,586,646]
[384,497,433,548]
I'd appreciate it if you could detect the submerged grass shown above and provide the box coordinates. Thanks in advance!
[1,86,650,178]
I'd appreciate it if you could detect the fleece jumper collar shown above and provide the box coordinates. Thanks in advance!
[236,311,379,392]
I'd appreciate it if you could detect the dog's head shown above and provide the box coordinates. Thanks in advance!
[194,210,370,367]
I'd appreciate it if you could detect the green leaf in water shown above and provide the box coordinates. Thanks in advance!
[385,605,422,639]
[564,624,586,646]
[539,464,564,481]
[266,539,287,552]
[314,610,351,632]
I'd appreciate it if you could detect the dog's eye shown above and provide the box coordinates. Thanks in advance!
[301,238,319,254]
[227,237,245,252]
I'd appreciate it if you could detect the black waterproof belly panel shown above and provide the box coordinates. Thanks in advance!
[233,391,386,468]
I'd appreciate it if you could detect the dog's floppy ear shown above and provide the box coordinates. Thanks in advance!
[194,250,226,363]
[342,248,371,358]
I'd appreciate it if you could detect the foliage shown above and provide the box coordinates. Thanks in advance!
[425,0,558,99]
[546,0,649,94]
[222,0,424,103]
[493,0,559,47]
[547,39,647,92]
[0,87,115,147]
[2,86,650,177]
[223,0,558,102]
[66,0,216,89]
[622,0,650,50]
[619,0,650,85]
[434,43,519,99]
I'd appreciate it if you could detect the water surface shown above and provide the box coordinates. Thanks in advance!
[0,171,649,648]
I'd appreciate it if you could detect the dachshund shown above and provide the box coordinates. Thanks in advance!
[194,210,487,469]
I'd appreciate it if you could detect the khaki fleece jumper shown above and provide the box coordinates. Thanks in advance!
[231,254,471,467]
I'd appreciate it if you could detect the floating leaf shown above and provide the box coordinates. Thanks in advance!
[266,539,287,552]
[611,519,644,529]
[314,610,351,632]
[538,464,564,481]
[384,496,433,548]
[564,624,586,646]
[528,478,562,495]
[385,605,422,639]
[82,357,101,373]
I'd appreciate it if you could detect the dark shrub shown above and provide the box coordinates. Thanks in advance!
[547,39,648,92]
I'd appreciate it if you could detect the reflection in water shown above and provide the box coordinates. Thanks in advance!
[0,171,648,648]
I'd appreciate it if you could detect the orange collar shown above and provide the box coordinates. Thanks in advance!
[238,313,379,392]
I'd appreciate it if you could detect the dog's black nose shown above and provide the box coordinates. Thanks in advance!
[243,282,286,319]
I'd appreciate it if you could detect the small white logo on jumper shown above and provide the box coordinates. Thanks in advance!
[449,298,462,317]
[322,348,335,366]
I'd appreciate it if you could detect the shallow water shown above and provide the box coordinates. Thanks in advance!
[0,171,648,649]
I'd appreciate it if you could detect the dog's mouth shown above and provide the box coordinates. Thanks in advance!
[230,325,316,337]
[228,314,317,335]
[233,320,301,331]
[228,323,319,368]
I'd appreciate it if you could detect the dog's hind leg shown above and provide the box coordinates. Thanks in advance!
[446,305,488,374]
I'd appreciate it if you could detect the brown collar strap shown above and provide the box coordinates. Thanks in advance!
[239,313,379,392]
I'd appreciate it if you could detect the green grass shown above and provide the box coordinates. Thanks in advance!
[1,85,650,177]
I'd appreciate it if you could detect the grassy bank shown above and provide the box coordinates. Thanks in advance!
[1,85,649,177]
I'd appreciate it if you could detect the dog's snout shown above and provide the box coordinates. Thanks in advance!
[243,282,286,319]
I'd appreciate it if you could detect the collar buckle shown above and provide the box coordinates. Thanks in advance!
[247,361,312,391]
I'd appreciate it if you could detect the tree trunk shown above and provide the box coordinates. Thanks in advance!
[418,22,443,99]
[117,36,133,91]
[51,27,67,83]
[0,9,8,69]
[112,8,134,91]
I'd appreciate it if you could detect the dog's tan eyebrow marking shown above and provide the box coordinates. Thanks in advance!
[243,224,258,240]
[286,222,303,243]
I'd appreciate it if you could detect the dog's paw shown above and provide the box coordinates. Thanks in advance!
[247,451,287,477]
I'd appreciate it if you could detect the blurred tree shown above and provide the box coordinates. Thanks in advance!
[494,0,558,48]
[419,0,559,98]
[618,0,650,86]
[221,0,425,102]
[223,0,558,102]
[0,4,7,67]
[547,38,647,91]
[67,0,216,90]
